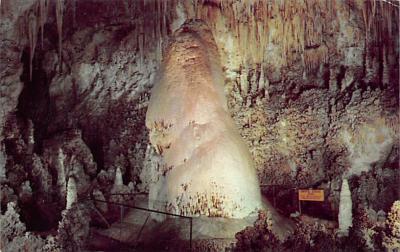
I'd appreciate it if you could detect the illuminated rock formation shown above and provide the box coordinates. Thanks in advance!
[341,118,395,176]
[0,0,398,250]
[56,148,66,201]
[383,200,400,250]
[113,167,123,188]
[66,177,77,210]
[338,179,352,237]
[146,19,262,218]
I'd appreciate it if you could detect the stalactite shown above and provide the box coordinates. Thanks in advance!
[303,45,328,72]
[72,0,76,28]
[139,15,144,70]
[372,0,377,19]
[358,0,371,41]
[257,21,266,62]
[382,49,390,86]
[162,0,168,37]
[138,0,145,69]
[155,0,162,64]
[28,9,38,81]
[193,0,198,19]
[382,2,394,45]
[39,0,48,49]
[248,15,258,63]
[238,22,248,60]
[56,0,64,70]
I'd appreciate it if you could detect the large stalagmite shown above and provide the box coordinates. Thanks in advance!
[146,20,262,218]
[338,179,352,237]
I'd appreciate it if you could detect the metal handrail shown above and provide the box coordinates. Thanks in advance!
[135,213,150,245]
[87,197,193,250]
[104,192,188,210]
[105,192,148,197]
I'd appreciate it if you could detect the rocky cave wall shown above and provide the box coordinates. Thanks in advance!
[0,0,399,240]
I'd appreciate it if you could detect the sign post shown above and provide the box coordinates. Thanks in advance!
[298,189,325,214]
[299,194,302,215]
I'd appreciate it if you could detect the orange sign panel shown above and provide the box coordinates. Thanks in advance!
[298,189,324,202]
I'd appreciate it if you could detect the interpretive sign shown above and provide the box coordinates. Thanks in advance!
[298,189,324,202]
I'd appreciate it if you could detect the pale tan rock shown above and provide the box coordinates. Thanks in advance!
[146,20,262,218]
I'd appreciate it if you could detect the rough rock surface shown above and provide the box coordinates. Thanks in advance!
[0,0,36,133]
[0,0,398,250]
[42,129,97,204]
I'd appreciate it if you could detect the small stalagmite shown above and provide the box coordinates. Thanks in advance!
[57,148,67,200]
[338,178,352,237]
[113,167,123,188]
[66,176,77,210]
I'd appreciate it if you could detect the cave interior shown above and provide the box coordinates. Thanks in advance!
[0,0,399,251]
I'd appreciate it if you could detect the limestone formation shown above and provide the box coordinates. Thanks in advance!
[113,167,123,188]
[338,179,352,237]
[0,0,398,250]
[56,148,66,201]
[65,177,77,210]
[383,200,400,250]
[146,20,262,218]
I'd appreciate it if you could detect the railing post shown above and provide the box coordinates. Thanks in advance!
[273,185,276,207]
[190,217,193,251]
[120,205,123,240]
[296,187,302,215]
[120,205,123,224]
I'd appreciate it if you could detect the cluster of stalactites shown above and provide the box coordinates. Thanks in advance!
[355,0,399,59]
[26,0,62,80]
[25,0,180,80]
[195,0,336,70]
[55,0,63,70]
[24,0,398,79]
[122,0,180,66]
[355,0,398,87]
[357,0,399,40]
[194,0,398,71]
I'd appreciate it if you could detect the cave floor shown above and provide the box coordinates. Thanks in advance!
[86,195,258,251]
